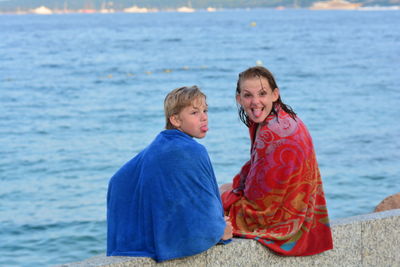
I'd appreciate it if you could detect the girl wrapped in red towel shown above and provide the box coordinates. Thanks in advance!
[220,66,333,256]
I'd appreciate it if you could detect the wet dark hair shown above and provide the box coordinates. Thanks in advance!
[236,66,296,127]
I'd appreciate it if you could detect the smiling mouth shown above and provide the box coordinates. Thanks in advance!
[251,107,264,118]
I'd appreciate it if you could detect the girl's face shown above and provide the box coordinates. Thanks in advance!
[236,77,279,124]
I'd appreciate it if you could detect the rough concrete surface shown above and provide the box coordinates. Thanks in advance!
[58,209,400,267]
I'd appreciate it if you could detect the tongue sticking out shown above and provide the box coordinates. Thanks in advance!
[200,126,208,132]
[253,109,262,118]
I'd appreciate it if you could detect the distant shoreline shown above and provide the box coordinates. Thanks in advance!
[1,4,399,15]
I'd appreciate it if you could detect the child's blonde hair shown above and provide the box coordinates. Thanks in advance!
[164,86,206,130]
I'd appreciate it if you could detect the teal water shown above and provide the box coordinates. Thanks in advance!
[1,9,399,266]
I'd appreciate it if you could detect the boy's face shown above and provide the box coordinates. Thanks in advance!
[170,97,208,139]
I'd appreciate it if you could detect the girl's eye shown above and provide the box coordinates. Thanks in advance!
[191,111,198,115]
[204,109,208,113]
[259,91,267,96]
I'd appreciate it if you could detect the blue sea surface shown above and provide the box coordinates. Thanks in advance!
[1,9,399,266]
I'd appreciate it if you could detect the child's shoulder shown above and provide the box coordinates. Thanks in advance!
[152,130,207,156]
[139,131,209,168]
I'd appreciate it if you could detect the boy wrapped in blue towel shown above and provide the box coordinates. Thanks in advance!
[107,86,232,262]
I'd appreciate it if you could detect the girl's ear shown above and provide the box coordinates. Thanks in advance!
[169,115,181,128]
[272,88,280,102]
[236,94,242,105]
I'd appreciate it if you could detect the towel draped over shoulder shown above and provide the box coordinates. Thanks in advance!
[222,107,333,256]
[107,129,226,262]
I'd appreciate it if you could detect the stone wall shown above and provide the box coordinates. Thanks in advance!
[59,209,400,266]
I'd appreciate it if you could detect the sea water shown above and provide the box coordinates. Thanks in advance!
[0,9,399,266]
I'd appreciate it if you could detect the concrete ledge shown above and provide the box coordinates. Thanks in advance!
[59,209,400,266]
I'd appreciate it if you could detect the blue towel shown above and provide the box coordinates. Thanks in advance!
[107,129,227,262]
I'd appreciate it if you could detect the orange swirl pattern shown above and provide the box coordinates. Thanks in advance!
[222,107,333,256]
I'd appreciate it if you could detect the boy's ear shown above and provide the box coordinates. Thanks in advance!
[169,115,181,128]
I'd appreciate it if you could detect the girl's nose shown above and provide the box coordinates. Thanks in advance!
[250,96,260,105]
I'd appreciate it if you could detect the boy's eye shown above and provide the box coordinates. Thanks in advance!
[243,93,251,98]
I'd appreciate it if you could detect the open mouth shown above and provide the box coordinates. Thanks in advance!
[251,107,264,118]
[200,125,208,132]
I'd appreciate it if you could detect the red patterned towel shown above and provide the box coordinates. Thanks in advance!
[222,107,333,256]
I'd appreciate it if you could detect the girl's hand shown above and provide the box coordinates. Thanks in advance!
[222,216,233,240]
